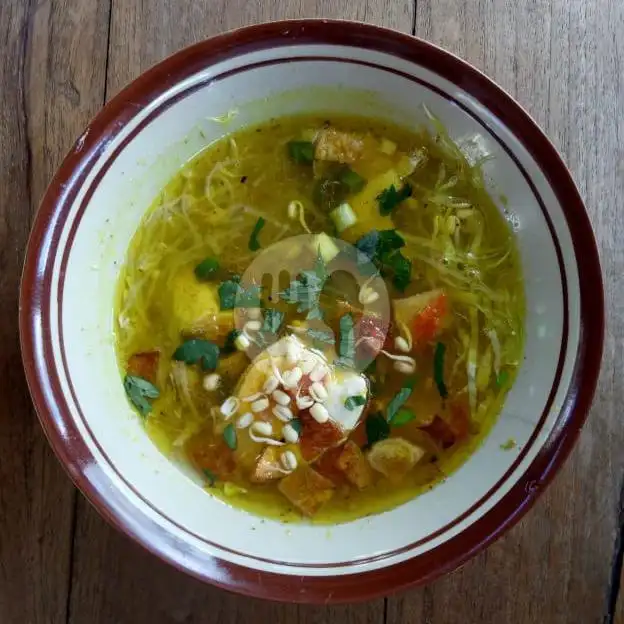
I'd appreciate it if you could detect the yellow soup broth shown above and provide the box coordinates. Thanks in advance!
[115,114,524,523]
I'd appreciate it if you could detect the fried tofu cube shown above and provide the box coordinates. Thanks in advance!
[337,441,373,489]
[367,438,425,482]
[250,447,284,483]
[127,350,160,383]
[278,465,336,516]
[315,129,364,164]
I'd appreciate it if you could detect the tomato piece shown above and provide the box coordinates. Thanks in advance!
[421,403,470,449]
[299,410,345,461]
[356,314,388,355]
[127,351,160,383]
[412,293,448,344]
[421,416,456,448]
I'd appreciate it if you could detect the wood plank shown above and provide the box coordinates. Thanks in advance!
[0,0,110,622]
[68,2,412,623]
[388,1,624,622]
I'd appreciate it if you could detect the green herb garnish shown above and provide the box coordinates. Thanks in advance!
[204,469,217,486]
[194,257,220,281]
[345,395,366,411]
[123,375,159,417]
[387,378,416,423]
[306,328,335,345]
[313,165,367,210]
[223,424,237,450]
[248,217,266,251]
[390,408,416,427]
[290,418,302,435]
[223,329,242,354]
[280,251,327,320]
[366,412,390,446]
[261,308,284,334]
[496,370,509,388]
[219,278,262,310]
[335,313,355,368]
[173,339,220,371]
[355,229,411,290]
[377,183,413,216]
[288,140,315,164]
[500,438,516,451]
[338,166,366,193]
[434,342,448,399]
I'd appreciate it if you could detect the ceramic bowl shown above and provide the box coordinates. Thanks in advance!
[19,20,604,603]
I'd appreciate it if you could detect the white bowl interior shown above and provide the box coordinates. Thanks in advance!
[51,44,580,576]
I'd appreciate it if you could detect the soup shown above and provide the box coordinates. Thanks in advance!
[115,113,524,523]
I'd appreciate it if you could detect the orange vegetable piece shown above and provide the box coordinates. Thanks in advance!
[412,293,448,344]
[127,351,160,383]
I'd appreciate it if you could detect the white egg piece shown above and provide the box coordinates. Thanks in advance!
[324,370,368,432]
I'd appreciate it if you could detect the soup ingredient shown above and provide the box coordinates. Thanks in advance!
[367,438,424,481]
[124,375,160,416]
[115,111,524,523]
[278,465,336,516]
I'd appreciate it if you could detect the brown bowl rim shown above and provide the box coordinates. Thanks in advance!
[19,19,604,603]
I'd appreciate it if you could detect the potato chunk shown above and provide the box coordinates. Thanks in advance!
[278,465,335,516]
[367,438,424,482]
[251,447,284,483]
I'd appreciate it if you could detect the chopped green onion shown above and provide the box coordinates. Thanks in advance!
[496,370,510,388]
[248,217,266,251]
[365,412,390,446]
[330,202,358,233]
[377,183,413,216]
[386,378,416,423]
[223,329,242,354]
[287,140,315,164]
[194,257,220,280]
[336,313,355,368]
[434,342,448,399]
[290,418,302,435]
[261,308,284,334]
[223,424,237,450]
[345,395,366,410]
[313,232,340,263]
[390,408,416,427]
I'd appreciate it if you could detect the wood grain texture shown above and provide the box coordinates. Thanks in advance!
[0,1,110,623]
[68,3,412,623]
[387,1,624,623]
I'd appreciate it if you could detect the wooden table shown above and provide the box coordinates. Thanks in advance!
[1,1,622,622]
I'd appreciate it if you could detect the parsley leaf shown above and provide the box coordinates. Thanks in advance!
[377,183,413,216]
[279,251,327,319]
[336,313,356,368]
[306,328,335,345]
[248,217,266,251]
[288,140,315,164]
[390,408,416,427]
[387,378,416,423]
[366,412,390,446]
[194,257,220,280]
[173,339,220,371]
[355,229,411,290]
[345,395,366,410]
[289,418,302,435]
[313,165,367,210]
[124,375,159,417]
[261,308,284,334]
[219,278,262,310]
[223,424,237,450]
[381,249,412,292]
